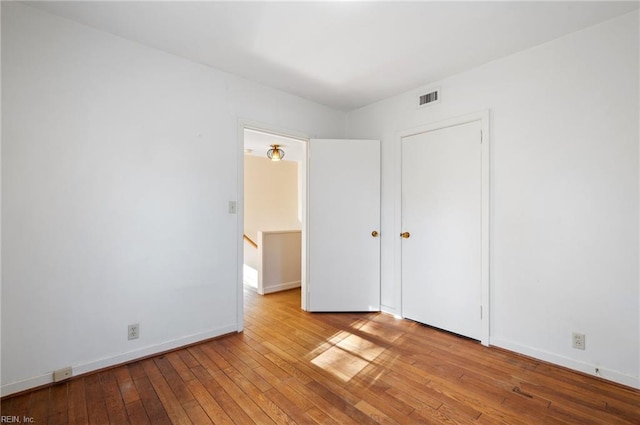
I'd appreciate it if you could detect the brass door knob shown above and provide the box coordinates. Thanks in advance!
[371,230,379,237]
[400,232,411,239]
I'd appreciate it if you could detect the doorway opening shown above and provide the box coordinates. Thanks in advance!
[242,127,308,311]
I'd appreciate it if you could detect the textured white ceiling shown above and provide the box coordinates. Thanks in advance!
[27,1,639,111]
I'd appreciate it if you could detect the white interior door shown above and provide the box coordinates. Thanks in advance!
[401,121,483,340]
[308,139,380,311]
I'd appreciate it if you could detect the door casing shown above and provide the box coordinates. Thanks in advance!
[237,120,310,332]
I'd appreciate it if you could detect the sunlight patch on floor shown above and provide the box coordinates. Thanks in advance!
[336,333,386,361]
[330,315,406,345]
[310,330,386,382]
[353,320,405,343]
[243,264,258,288]
[311,346,371,382]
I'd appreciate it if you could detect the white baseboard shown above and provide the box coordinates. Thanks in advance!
[381,304,400,317]
[491,337,639,390]
[260,280,301,295]
[1,324,237,397]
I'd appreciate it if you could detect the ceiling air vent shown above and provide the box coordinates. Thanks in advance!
[417,88,440,108]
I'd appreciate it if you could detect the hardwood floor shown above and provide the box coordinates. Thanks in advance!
[2,286,639,424]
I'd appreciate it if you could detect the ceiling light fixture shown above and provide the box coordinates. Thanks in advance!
[267,144,285,161]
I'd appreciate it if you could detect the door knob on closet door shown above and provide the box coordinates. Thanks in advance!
[400,232,411,239]
[371,230,379,237]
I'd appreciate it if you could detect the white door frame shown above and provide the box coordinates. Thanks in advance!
[397,110,491,346]
[236,120,310,332]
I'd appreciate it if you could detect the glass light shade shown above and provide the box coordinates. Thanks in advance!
[267,145,285,161]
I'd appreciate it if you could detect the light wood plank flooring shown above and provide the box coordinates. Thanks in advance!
[2,287,639,424]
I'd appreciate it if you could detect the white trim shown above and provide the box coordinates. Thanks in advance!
[238,120,310,311]
[397,110,491,346]
[399,110,489,139]
[492,337,640,390]
[261,280,302,295]
[0,325,237,397]
[259,229,302,235]
[236,121,245,332]
[381,305,399,317]
[242,123,309,143]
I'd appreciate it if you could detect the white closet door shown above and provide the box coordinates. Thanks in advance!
[401,121,482,340]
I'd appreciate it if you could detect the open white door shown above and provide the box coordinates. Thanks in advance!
[308,139,380,312]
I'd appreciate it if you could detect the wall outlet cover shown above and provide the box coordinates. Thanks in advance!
[128,323,140,340]
[572,332,586,350]
[53,367,72,382]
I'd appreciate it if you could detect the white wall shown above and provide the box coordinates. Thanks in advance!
[258,230,302,295]
[1,3,344,396]
[244,155,300,269]
[347,11,640,388]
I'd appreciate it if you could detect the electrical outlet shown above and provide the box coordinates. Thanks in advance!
[572,332,585,350]
[53,367,72,382]
[128,324,140,340]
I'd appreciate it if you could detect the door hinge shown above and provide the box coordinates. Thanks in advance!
[480,305,483,319]
[480,130,483,144]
